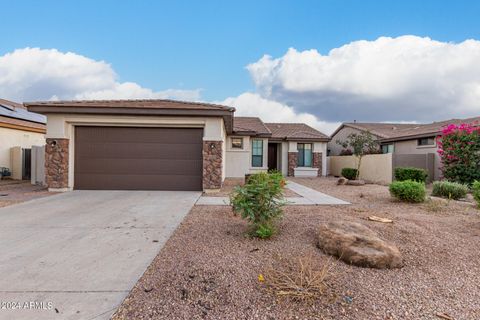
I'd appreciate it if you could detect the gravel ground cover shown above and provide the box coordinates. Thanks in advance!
[114,177,480,320]
[0,180,55,208]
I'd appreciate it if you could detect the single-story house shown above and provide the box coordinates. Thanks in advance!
[26,100,329,192]
[0,99,46,180]
[378,116,480,180]
[329,117,480,181]
[328,122,419,155]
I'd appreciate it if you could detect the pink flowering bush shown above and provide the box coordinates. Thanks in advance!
[437,122,480,185]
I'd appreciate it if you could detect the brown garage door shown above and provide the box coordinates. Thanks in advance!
[74,126,203,190]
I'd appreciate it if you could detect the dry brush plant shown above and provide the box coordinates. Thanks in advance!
[262,254,336,301]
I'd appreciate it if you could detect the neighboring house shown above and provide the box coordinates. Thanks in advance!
[328,122,419,155]
[26,100,330,192]
[0,99,46,180]
[330,117,480,181]
[378,116,480,180]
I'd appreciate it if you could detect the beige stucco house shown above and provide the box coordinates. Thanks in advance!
[26,100,329,192]
[0,99,46,180]
[330,117,480,181]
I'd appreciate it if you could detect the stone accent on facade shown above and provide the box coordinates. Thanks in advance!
[288,152,298,177]
[203,140,223,190]
[45,138,69,189]
[313,152,323,177]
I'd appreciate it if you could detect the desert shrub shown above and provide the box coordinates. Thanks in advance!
[431,181,468,200]
[341,168,358,180]
[423,198,449,213]
[230,172,285,238]
[389,180,426,203]
[472,181,480,208]
[263,254,334,301]
[438,123,480,185]
[394,167,428,183]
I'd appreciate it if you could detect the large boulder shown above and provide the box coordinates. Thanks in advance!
[317,221,403,269]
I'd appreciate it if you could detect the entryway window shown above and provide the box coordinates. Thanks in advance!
[231,137,243,149]
[252,140,263,167]
[297,143,312,167]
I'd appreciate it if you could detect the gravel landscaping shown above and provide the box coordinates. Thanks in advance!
[0,180,54,207]
[113,177,480,320]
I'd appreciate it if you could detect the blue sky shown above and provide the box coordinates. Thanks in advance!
[2,0,480,132]
[3,0,479,100]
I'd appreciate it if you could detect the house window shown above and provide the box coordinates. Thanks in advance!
[382,144,394,154]
[417,137,435,146]
[231,137,243,149]
[251,140,263,167]
[297,143,312,167]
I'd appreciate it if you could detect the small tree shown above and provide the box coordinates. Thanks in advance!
[230,172,286,238]
[437,123,480,185]
[336,131,379,179]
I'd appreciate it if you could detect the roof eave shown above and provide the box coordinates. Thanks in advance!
[26,105,235,134]
[285,137,331,142]
[379,131,441,143]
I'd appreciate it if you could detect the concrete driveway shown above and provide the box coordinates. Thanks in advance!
[0,190,200,320]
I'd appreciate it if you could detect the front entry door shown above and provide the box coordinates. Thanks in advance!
[268,143,278,171]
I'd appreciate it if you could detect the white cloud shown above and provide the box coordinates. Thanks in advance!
[247,35,480,122]
[220,92,340,134]
[0,48,200,102]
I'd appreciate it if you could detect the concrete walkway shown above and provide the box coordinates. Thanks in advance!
[196,180,349,206]
[0,190,200,320]
[285,181,350,205]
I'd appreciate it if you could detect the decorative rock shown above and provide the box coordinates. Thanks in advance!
[312,152,323,177]
[287,152,297,177]
[317,221,403,269]
[202,141,223,190]
[337,177,348,185]
[346,179,366,186]
[45,138,69,189]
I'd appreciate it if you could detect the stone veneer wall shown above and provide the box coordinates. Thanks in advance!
[45,138,69,189]
[312,152,323,177]
[287,152,297,177]
[203,141,223,190]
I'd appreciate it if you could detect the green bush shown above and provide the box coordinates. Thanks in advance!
[341,168,358,180]
[230,172,285,238]
[472,181,480,208]
[389,180,426,203]
[431,181,468,200]
[394,167,428,183]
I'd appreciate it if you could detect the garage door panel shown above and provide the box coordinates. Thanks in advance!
[76,158,203,175]
[75,127,203,190]
[74,174,202,191]
[76,127,202,144]
[76,142,202,159]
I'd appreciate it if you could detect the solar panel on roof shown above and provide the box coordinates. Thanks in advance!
[0,104,46,124]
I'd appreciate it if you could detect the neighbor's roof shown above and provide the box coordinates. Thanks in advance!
[25,99,235,133]
[265,123,330,141]
[380,116,480,142]
[233,117,271,136]
[0,99,46,124]
[330,122,420,139]
[0,99,46,133]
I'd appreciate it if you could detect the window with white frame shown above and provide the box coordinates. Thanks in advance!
[231,137,243,149]
[251,140,263,167]
[297,143,312,167]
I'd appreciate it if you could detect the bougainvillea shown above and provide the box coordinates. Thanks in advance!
[437,122,480,185]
